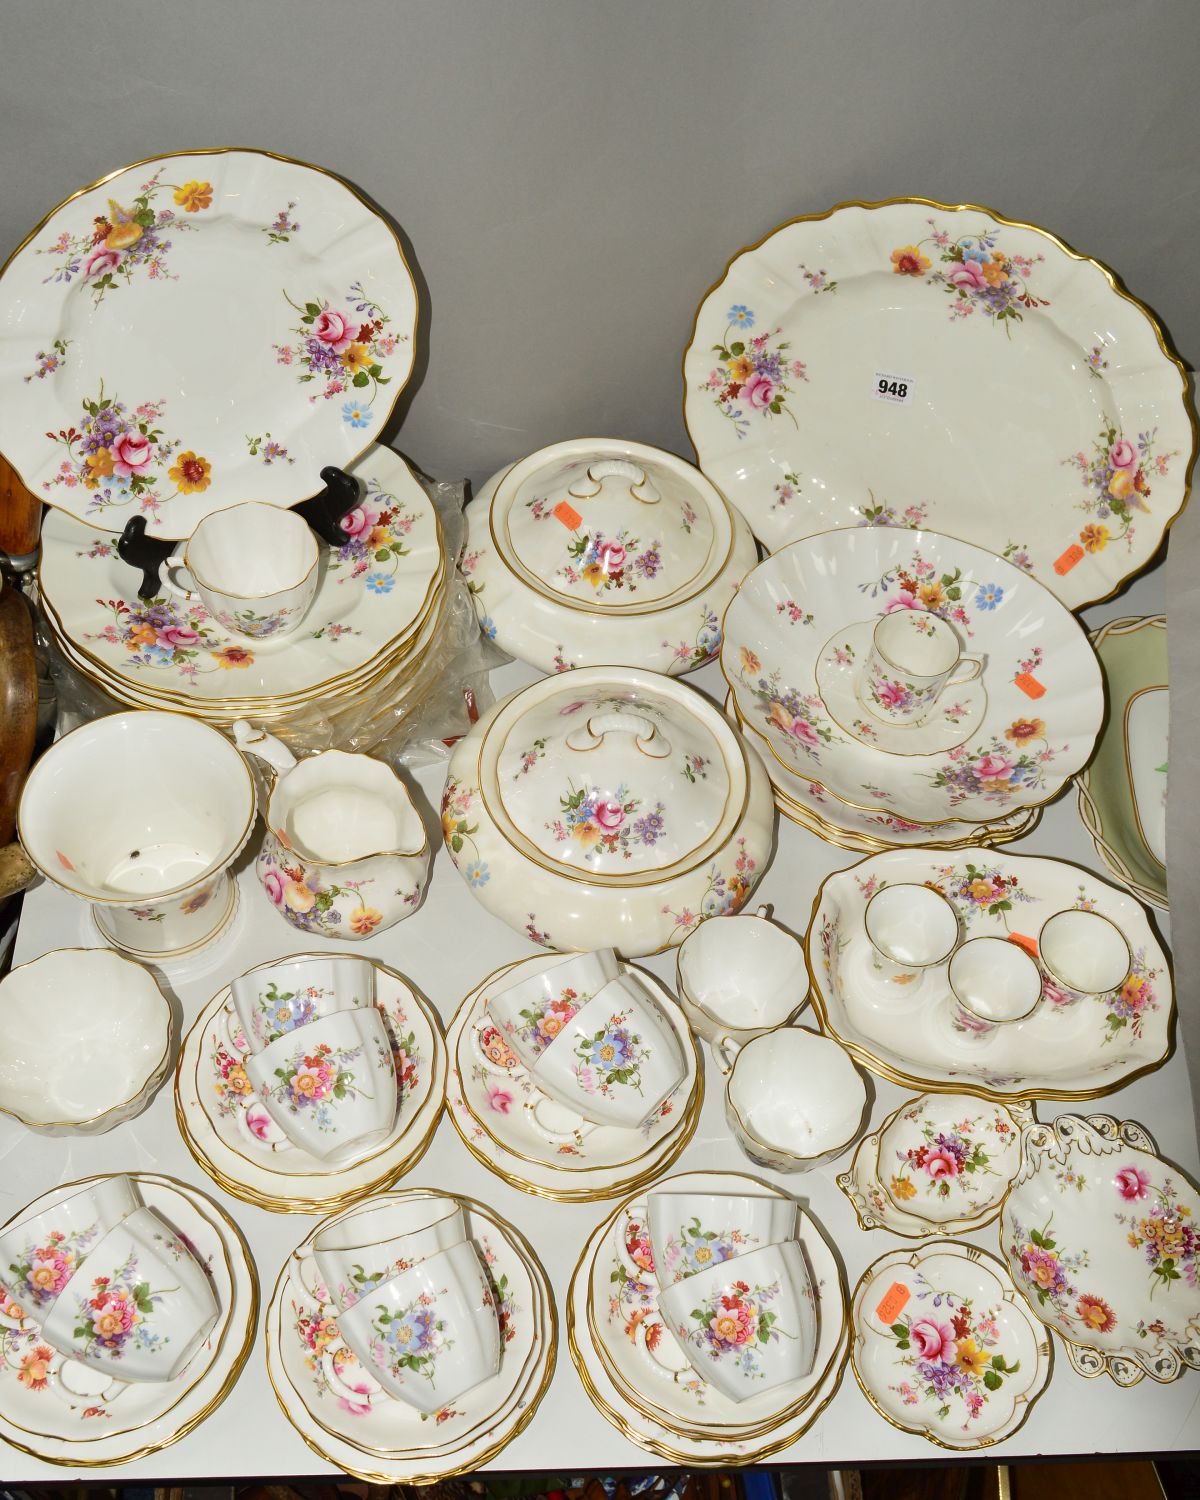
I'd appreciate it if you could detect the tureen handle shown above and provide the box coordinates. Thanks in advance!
[568,460,661,505]
[565,712,671,758]
[232,719,298,778]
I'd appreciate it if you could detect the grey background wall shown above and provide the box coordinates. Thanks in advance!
[1,0,1195,491]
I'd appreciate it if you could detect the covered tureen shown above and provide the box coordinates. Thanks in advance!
[442,667,775,956]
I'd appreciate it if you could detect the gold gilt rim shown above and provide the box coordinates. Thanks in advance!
[680,194,1197,613]
[720,578,1098,827]
[264,1191,559,1483]
[275,1188,549,1462]
[803,847,1178,1104]
[451,957,702,1173]
[566,1201,849,1463]
[1123,686,1169,873]
[0,948,174,1131]
[0,1172,258,1468]
[848,1240,1054,1451]
[1075,776,1167,912]
[583,1170,849,1439]
[485,436,737,617]
[177,500,320,599]
[39,506,447,711]
[1,146,420,533]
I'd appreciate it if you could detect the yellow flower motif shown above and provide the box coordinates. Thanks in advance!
[889,1174,917,1201]
[283,881,316,913]
[917,582,946,610]
[213,644,253,670]
[980,258,1009,287]
[341,342,372,374]
[1108,468,1134,500]
[104,200,143,250]
[87,447,115,480]
[169,451,212,494]
[890,245,931,276]
[1080,523,1109,553]
[349,907,383,936]
[726,355,754,382]
[740,647,762,676]
[173,180,213,213]
[581,561,606,589]
[955,1338,989,1378]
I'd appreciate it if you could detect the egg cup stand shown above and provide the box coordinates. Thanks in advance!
[3,638,1197,1480]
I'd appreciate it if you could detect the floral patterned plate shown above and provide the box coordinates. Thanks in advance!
[1001,1113,1200,1385]
[1,149,418,536]
[38,444,443,707]
[683,197,1193,610]
[584,1169,844,1439]
[850,1242,1051,1449]
[175,954,446,1213]
[838,1093,1034,1237]
[721,528,1102,825]
[446,955,702,1202]
[1076,616,1168,911]
[0,1173,255,1467]
[807,848,1173,1101]
[566,1171,849,1464]
[266,1191,556,1481]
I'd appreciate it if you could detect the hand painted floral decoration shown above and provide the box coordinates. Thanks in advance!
[890,220,1048,334]
[681,1276,789,1379]
[700,305,809,437]
[572,1010,648,1100]
[546,782,667,863]
[277,284,405,423]
[1067,425,1177,556]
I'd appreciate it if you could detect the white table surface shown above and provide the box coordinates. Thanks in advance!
[6,566,1198,1479]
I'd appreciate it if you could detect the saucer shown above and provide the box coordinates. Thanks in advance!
[176,954,446,1213]
[837,1093,1034,1237]
[815,621,987,755]
[0,1173,255,1467]
[265,1190,556,1482]
[446,955,702,1202]
[850,1241,1052,1449]
[567,1172,849,1463]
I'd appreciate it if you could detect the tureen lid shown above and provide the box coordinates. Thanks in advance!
[488,438,734,612]
[477,667,750,881]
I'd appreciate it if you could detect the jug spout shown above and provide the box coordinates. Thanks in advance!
[232,719,298,779]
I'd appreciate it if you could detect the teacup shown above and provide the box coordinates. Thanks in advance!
[864,882,959,987]
[675,905,805,1065]
[724,1028,868,1173]
[231,955,375,1053]
[336,1238,501,1412]
[530,974,686,1129]
[314,1197,467,1311]
[40,1205,218,1383]
[646,1192,798,1286]
[162,502,319,640]
[948,936,1042,1036]
[859,609,985,727]
[657,1239,817,1402]
[0,1176,141,1317]
[1037,909,1132,1008]
[244,1007,396,1165]
[16,711,256,959]
[485,949,620,1071]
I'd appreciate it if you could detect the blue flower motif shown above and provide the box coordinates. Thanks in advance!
[975,583,1004,610]
[464,860,490,887]
[961,243,989,263]
[480,615,498,641]
[590,1026,634,1072]
[728,304,755,328]
[366,572,393,594]
[342,400,373,428]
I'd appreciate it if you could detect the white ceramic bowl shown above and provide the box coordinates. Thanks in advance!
[725,1028,868,1172]
[485,948,620,1071]
[314,1196,467,1311]
[675,905,806,1050]
[0,1176,141,1317]
[230,954,375,1053]
[0,950,172,1135]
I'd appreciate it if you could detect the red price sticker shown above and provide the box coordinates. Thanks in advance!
[1009,932,1039,958]
[875,1281,910,1324]
[1054,543,1085,576]
[1015,672,1046,699]
[552,500,582,530]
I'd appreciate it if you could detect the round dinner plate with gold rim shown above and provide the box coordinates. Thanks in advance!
[445,954,703,1202]
[1,148,418,536]
[175,954,446,1214]
[0,1173,256,1467]
[683,195,1195,611]
[265,1190,556,1482]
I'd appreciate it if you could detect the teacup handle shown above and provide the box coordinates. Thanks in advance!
[232,719,299,778]
[947,653,986,686]
[116,515,176,601]
[526,1093,599,1142]
[160,552,200,601]
[712,1035,742,1076]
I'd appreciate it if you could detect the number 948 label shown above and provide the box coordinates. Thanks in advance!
[872,371,914,405]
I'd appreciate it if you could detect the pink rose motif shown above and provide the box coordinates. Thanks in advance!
[877,678,908,709]
[791,718,820,747]
[486,1083,514,1114]
[157,624,199,648]
[112,431,153,477]
[1040,974,1074,1007]
[910,1318,955,1363]
[1109,438,1137,469]
[1114,1164,1151,1201]
[337,1383,374,1416]
[245,1105,274,1141]
[595,799,626,830]
[262,867,286,905]
[597,540,626,574]
[84,247,122,278]
[312,309,360,353]
[924,1146,959,1180]
[948,260,987,291]
[974,753,1015,780]
[884,590,921,612]
[742,370,776,410]
[340,504,378,539]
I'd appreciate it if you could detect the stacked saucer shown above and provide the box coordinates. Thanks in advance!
[38,443,449,735]
[721,527,1102,850]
